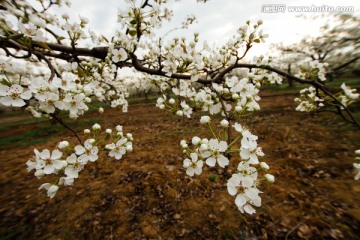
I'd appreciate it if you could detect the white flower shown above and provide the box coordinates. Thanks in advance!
[204,139,229,168]
[106,138,130,160]
[0,84,32,107]
[200,116,210,124]
[37,149,66,174]
[106,129,112,134]
[111,48,127,62]
[227,174,261,214]
[39,183,59,198]
[75,140,99,164]
[64,154,83,179]
[183,153,203,177]
[240,147,264,164]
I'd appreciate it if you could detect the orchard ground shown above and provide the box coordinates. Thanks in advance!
[0,81,360,240]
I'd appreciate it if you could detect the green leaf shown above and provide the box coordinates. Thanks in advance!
[9,33,24,40]
[208,174,218,182]
[37,42,52,51]
[56,36,65,41]
[77,67,84,78]
[102,35,109,43]
[128,30,137,37]
[0,78,11,87]
[253,39,260,43]
[130,19,137,25]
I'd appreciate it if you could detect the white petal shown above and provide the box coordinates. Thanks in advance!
[77,154,88,164]
[242,176,254,188]
[186,167,195,177]
[88,154,98,162]
[217,155,229,168]
[11,98,25,107]
[21,90,32,100]
[39,183,51,190]
[51,149,62,160]
[235,194,247,207]
[206,157,216,167]
[194,166,202,175]
[183,159,191,168]
[0,96,12,106]
[40,149,50,159]
[245,187,259,199]
[244,204,256,214]
[190,152,198,162]
[75,145,85,155]
[218,141,228,152]
[43,165,54,174]
[240,149,250,160]
[66,153,77,164]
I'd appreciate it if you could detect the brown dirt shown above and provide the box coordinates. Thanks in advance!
[0,94,359,240]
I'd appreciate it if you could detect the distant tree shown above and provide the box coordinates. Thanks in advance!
[276,13,360,79]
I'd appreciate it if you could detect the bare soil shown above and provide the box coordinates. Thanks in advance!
[0,94,359,240]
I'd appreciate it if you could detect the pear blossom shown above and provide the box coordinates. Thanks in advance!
[183,153,203,177]
[106,138,132,160]
[75,139,99,164]
[0,84,32,107]
[227,173,262,214]
[203,139,229,168]
[37,149,66,174]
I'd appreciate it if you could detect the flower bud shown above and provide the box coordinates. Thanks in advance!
[169,98,175,104]
[126,133,133,140]
[176,110,184,116]
[260,162,269,170]
[220,119,229,127]
[98,107,104,113]
[116,125,123,132]
[126,144,133,151]
[355,149,360,155]
[92,123,101,130]
[200,116,210,124]
[200,143,208,151]
[106,129,112,134]
[84,129,91,134]
[265,174,275,183]
[192,136,201,145]
[58,141,69,149]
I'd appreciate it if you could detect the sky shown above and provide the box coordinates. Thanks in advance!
[54,0,360,59]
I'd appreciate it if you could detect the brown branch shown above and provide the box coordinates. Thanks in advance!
[50,114,83,145]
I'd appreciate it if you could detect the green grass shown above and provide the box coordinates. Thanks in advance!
[0,119,100,149]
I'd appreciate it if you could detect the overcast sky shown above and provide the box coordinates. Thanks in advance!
[54,0,359,59]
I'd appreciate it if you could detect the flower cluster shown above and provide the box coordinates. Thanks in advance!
[26,123,133,198]
[180,117,274,214]
[295,86,324,112]
[339,83,360,107]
